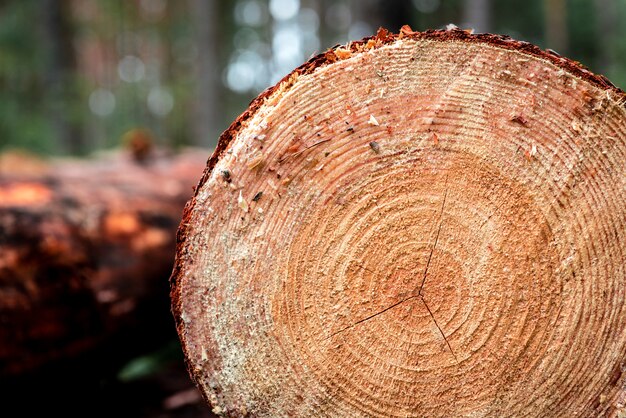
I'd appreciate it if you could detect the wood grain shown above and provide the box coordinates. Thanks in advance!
[172,28,626,417]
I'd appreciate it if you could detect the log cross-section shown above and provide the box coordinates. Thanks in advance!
[172,27,626,417]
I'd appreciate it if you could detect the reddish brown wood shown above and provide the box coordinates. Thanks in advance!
[0,149,206,376]
[172,27,626,417]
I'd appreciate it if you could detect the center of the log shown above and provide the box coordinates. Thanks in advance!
[176,35,626,416]
[271,151,563,415]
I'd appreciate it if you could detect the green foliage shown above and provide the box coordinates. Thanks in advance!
[117,340,183,382]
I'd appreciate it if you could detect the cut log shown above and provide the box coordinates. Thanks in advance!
[0,149,207,376]
[172,27,626,417]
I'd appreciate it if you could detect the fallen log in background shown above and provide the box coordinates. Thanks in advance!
[0,148,207,377]
[172,27,626,417]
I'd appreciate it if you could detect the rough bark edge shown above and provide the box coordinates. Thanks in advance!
[169,25,626,407]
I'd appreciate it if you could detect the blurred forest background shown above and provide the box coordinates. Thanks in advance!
[1,1,625,417]
[0,0,625,157]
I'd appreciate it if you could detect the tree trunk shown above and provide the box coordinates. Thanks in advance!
[0,148,206,376]
[188,0,222,147]
[462,0,492,33]
[40,0,84,155]
[593,0,618,74]
[172,27,626,417]
[544,0,569,54]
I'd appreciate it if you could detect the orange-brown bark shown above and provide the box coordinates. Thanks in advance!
[0,149,206,376]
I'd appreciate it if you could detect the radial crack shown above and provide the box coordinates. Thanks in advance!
[478,199,506,230]
[278,138,331,163]
[353,263,376,275]
[322,294,418,341]
[323,176,452,348]
[421,296,458,363]
[418,176,449,295]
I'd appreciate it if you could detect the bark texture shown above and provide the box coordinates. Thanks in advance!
[0,149,206,376]
[172,27,626,417]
